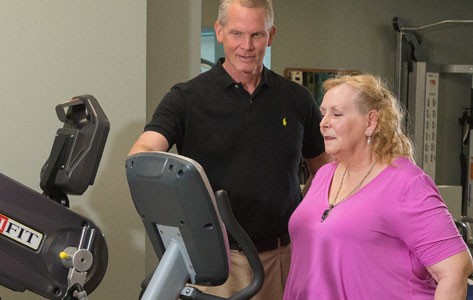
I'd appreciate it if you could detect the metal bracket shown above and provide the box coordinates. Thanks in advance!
[59,225,96,300]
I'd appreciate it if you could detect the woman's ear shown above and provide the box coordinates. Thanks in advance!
[365,110,378,136]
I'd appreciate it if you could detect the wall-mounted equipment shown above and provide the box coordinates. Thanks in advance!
[392,17,473,219]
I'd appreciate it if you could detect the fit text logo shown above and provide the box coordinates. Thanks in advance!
[0,214,43,250]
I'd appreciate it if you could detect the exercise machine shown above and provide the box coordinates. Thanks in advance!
[126,152,264,300]
[393,17,473,206]
[0,95,110,299]
[393,17,473,180]
[393,16,473,242]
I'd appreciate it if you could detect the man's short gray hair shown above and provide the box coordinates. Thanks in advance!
[218,0,274,30]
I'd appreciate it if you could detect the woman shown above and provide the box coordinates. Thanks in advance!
[283,74,473,299]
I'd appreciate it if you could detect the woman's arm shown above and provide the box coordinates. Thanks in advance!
[426,249,473,300]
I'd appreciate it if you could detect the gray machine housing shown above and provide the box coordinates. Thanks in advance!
[126,151,264,300]
[126,152,230,287]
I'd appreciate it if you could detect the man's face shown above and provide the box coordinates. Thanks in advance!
[214,3,275,77]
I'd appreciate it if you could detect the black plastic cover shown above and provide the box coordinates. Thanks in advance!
[40,95,110,200]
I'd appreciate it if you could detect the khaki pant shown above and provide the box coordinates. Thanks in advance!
[196,244,291,300]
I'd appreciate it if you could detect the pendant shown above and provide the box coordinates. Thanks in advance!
[321,204,334,222]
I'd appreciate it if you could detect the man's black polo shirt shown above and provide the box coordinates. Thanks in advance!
[145,59,324,242]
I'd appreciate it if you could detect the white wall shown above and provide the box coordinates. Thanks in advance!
[0,1,147,299]
[0,1,202,299]
[270,0,473,78]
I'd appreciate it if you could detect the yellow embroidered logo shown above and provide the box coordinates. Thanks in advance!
[282,117,287,126]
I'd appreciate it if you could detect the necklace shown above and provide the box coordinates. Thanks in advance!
[321,160,377,222]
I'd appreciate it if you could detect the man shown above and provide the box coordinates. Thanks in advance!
[129,0,326,298]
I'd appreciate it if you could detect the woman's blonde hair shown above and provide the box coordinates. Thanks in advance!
[323,74,414,164]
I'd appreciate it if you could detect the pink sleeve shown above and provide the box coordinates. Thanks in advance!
[395,173,467,266]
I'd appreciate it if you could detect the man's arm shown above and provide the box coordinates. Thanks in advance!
[128,131,170,156]
[301,152,329,196]
[426,249,473,300]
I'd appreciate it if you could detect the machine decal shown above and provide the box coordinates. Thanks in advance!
[0,214,43,250]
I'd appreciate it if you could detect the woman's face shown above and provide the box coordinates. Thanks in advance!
[319,84,370,158]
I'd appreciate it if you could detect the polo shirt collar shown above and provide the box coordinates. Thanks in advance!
[211,58,272,91]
